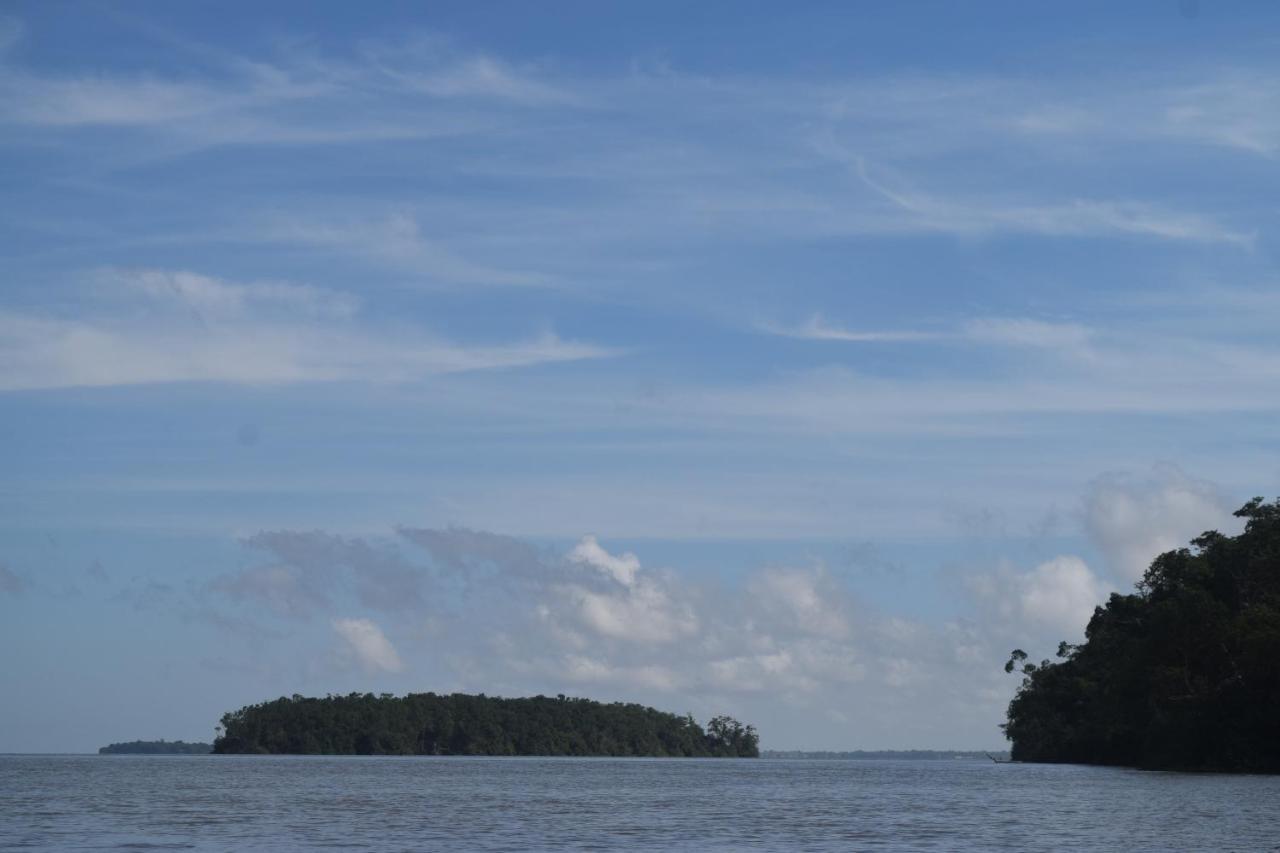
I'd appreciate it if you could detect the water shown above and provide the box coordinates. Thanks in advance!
[2,756,1278,851]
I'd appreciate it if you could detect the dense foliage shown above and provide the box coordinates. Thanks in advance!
[1003,498,1280,771]
[214,692,759,757]
[762,750,1008,761]
[99,740,212,754]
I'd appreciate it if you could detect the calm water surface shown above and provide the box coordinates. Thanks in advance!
[2,755,1278,851]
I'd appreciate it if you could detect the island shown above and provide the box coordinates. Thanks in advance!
[1003,497,1280,772]
[99,740,212,755]
[762,750,1009,761]
[214,692,759,757]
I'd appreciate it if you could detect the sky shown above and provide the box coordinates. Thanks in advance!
[2,0,1279,753]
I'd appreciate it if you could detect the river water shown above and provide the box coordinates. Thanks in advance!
[2,755,1278,851]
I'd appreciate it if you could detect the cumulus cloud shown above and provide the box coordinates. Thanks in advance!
[747,566,850,640]
[1084,465,1236,582]
[569,535,640,586]
[1017,556,1112,636]
[192,521,1121,746]
[970,555,1112,640]
[557,536,697,643]
[557,655,683,691]
[333,617,403,672]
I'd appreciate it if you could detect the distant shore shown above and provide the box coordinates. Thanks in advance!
[99,740,212,755]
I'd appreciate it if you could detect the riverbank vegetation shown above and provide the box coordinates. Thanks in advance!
[214,692,759,757]
[1003,498,1280,772]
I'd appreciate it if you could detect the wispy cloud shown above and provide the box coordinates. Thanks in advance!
[960,317,1095,358]
[0,31,576,138]
[760,314,939,343]
[0,268,611,390]
[0,74,232,126]
[1012,70,1280,157]
[761,314,1095,357]
[259,214,552,288]
[372,52,579,105]
[110,268,359,319]
[843,155,1253,246]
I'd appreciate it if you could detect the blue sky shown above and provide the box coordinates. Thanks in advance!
[2,0,1278,752]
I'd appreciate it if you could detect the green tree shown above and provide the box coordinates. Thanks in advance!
[1003,498,1280,771]
[213,692,760,758]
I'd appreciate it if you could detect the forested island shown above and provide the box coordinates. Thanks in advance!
[762,750,1008,761]
[99,740,212,755]
[1003,498,1280,772]
[214,692,759,757]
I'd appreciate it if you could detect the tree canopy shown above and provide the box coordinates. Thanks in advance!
[99,740,212,755]
[1003,498,1280,771]
[213,692,759,758]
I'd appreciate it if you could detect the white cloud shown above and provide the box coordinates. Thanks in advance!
[115,269,358,319]
[193,523,1100,747]
[0,74,230,126]
[556,537,698,643]
[760,314,1094,358]
[0,269,611,390]
[970,555,1112,640]
[1084,465,1237,582]
[561,577,698,644]
[399,56,576,105]
[748,567,850,640]
[708,651,799,692]
[559,656,682,691]
[569,535,640,586]
[1017,556,1112,636]
[1012,71,1280,157]
[333,617,403,673]
[961,318,1094,357]
[262,214,551,288]
[760,314,938,343]
[846,156,1252,246]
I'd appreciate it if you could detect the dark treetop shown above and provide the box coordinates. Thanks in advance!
[99,740,212,755]
[1003,497,1280,772]
[213,692,759,757]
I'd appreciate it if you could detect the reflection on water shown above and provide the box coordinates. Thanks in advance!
[2,755,1279,851]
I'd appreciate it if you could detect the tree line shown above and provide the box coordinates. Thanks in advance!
[99,740,212,755]
[213,692,759,757]
[1003,498,1280,772]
